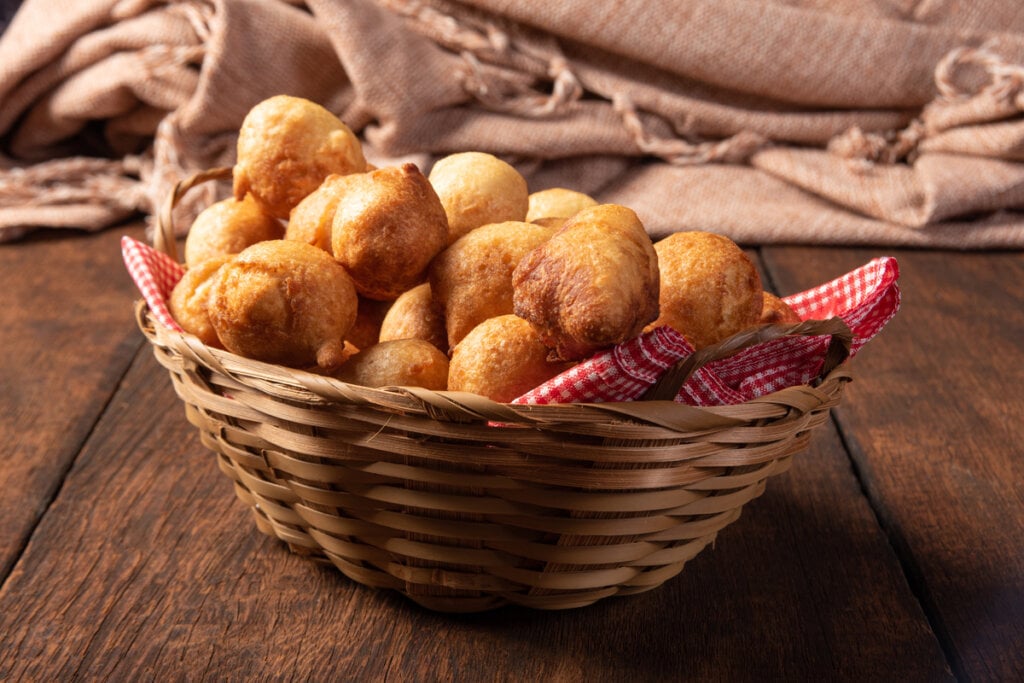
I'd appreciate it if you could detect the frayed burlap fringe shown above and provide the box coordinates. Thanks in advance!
[3,0,1024,247]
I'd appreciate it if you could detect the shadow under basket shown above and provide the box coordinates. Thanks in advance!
[136,302,851,613]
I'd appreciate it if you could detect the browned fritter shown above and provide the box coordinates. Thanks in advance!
[183,195,283,268]
[378,282,448,354]
[233,95,366,219]
[760,291,801,325]
[331,163,448,301]
[648,231,763,349]
[333,338,449,390]
[208,239,358,370]
[429,220,554,349]
[448,315,574,402]
[428,152,529,245]
[285,173,347,253]
[343,296,390,351]
[512,204,660,361]
[168,255,234,347]
[526,187,597,223]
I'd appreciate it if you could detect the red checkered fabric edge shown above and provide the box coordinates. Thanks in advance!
[122,236,899,407]
[121,236,184,332]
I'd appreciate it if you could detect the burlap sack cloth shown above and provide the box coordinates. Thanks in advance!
[3,0,1024,248]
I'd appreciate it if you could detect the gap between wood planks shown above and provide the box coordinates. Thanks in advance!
[757,246,961,681]
[0,337,148,589]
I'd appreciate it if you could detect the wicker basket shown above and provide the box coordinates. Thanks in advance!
[138,168,853,612]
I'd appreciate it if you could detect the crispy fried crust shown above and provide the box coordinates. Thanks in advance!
[233,95,366,219]
[512,204,660,361]
[760,291,801,325]
[168,255,234,347]
[331,164,448,301]
[648,231,763,349]
[428,152,529,245]
[333,339,449,390]
[208,239,358,369]
[184,195,283,268]
[429,221,554,349]
[448,315,574,402]
[378,282,448,354]
[526,187,597,223]
[285,174,347,253]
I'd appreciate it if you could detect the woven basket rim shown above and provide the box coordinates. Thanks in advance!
[136,299,853,430]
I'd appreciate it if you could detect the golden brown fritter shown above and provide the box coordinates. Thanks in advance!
[448,315,574,402]
[168,255,234,347]
[285,173,347,253]
[512,204,660,361]
[429,221,554,349]
[378,282,448,354]
[526,187,598,223]
[331,163,448,301]
[183,195,282,268]
[233,95,366,219]
[346,296,391,351]
[428,152,529,244]
[648,231,763,349]
[760,291,801,325]
[208,239,358,370]
[332,338,449,390]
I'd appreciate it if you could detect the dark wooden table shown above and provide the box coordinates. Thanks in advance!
[1,224,1021,681]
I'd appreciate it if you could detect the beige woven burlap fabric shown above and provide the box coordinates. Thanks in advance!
[3,0,1024,247]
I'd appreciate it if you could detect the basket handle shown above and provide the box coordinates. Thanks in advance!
[640,317,853,402]
[154,166,235,263]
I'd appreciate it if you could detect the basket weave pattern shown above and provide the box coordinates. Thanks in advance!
[138,300,849,612]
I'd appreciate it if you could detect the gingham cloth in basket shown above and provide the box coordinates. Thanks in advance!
[122,236,900,406]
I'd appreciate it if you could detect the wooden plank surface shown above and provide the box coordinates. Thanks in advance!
[764,247,1024,682]
[0,232,973,680]
[0,226,146,578]
[0,345,951,680]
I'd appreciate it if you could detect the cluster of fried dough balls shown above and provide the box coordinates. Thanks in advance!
[170,95,804,401]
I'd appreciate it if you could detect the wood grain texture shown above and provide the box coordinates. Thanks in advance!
[763,247,1024,682]
[0,244,956,681]
[0,226,146,578]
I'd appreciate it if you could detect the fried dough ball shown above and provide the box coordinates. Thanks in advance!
[429,221,554,348]
[347,296,391,351]
[448,315,574,402]
[648,231,763,349]
[233,95,366,219]
[168,255,233,347]
[428,152,529,244]
[512,204,660,361]
[333,339,449,390]
[378,282,448,353]
[285,173,346,253]
[331,163,448,301]
[531,216,568,229]
[208,240,358,370]
[526,188,598,223]
[183,195,283,268]
[760,292,801,325]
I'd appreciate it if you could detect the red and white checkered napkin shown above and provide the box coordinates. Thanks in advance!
[121,235,900,407]
[514,256,900,406]
[122,236,185,332]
